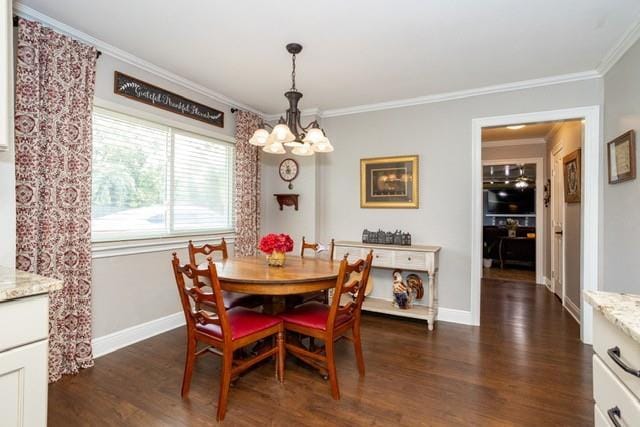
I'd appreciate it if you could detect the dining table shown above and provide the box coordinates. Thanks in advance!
[211,255,340,314]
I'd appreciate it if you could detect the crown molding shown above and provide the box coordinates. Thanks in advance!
[596,12,640,76]
[482,138,547,148]
[12,2,267,118]
[318,71,600,118]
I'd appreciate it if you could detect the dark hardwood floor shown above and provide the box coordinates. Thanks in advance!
[48,280,593,426]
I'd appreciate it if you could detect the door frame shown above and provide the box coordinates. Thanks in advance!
[471,106,600,344]
[549,144,565,301]
[482,157,544,284]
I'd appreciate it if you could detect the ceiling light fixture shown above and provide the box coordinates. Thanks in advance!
[248,43,333,155]
[507,125,526,130]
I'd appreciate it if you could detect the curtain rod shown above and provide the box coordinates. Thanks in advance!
[12,15,102,59]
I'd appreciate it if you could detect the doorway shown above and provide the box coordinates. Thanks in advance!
[471,106,600,344]
[482,158,543,284]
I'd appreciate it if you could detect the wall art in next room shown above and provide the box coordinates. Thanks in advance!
[113,72,224,127]
[360,155,419,208]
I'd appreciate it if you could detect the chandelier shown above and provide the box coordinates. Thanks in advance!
[248,43,334,156]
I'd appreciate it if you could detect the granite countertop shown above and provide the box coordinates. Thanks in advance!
[585,290,640,344]
[0,266,63,302]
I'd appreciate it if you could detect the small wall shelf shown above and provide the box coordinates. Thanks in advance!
[274,193,299,210]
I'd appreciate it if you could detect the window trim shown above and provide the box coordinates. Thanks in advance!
[91,100,237,247]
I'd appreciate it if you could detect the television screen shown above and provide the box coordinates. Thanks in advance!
[487,189,535,214]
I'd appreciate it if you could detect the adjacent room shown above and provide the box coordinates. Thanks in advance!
[1,1,640,426]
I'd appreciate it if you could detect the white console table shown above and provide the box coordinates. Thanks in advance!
[333,241,441,331]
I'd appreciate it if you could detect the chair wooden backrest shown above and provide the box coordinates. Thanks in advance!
[300,236,335,260]
[326,250,373,331]
[171,253,231,342]
[188,238,228,265]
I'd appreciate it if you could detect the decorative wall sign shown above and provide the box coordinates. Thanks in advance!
[360,155,419,208]
[607,130,636,184]
[113,72,224,128]
[563,149,581,203]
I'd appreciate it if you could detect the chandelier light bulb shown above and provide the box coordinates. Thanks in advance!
[292,142,314,156]
[262,142,286,154]
[249,128,269,146]
[303,128,325,144]
[272,124,295,143]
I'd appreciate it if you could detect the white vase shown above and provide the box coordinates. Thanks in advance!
[483,258,493,268]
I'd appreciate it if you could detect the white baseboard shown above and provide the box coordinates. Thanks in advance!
[437,307,473,325]
[564,297,581,325]
[92,312,185,358]
[543,276,553,292]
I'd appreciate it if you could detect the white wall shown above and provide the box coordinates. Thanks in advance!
[260,153,317,249]
[603,38,640,294]
[91,53,237,338]
[311,79,602,312]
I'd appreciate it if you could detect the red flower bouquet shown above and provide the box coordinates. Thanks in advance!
[259,233,294,255]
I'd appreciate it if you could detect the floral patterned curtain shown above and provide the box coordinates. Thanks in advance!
[14,18,97,382]
[234,111,262,256]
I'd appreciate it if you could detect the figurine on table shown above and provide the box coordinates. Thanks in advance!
[392,270,410,309]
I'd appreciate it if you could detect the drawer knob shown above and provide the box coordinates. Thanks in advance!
[607,406,622,427]
[607,346,640,377]
[408,257,412,261]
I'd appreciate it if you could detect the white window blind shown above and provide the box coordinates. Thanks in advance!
[91,108,235,241]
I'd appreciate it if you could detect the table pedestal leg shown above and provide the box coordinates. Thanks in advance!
[262,296,287,315]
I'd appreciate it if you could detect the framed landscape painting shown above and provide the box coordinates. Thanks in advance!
[607,130,636,184]
[360,155,419,208]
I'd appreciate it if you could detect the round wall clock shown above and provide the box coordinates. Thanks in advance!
[279,158,299,189]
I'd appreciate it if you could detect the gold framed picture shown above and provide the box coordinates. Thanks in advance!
[563,149,581,203]
[360,155,419,208]
[607,130,636,184]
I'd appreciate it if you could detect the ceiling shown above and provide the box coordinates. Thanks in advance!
[482,119,583,141]
[17,0,640,114]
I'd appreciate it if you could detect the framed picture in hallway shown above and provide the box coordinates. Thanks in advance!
[607,130,636,184]
[563,149,581,203]
[360,155,419,208]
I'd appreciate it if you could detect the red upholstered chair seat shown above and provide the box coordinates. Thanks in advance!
[196,307,281,340]
[223,291,262,309]
[279,302,351,331]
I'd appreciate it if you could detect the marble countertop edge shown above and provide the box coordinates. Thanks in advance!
[0,266,64,302]
[585,290,640,344]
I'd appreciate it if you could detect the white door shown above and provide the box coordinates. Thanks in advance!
[0,340,48,427]
[550,147,565,300]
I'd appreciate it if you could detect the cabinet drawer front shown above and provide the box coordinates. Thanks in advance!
[0,295,48,352]
[334,246,363,263]
[371,249,393,268]
[594,311,640,397]
[0,340,48,426]
[394,251,427,270]
[593,355,640,426]
[594,404,611,427]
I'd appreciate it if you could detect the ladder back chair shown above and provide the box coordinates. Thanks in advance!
[299,237,335,304]
[188,239,262,309]
[279,250,373,399]
[171,254,285,421]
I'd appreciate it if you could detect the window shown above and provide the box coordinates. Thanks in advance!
[91,108,234,241]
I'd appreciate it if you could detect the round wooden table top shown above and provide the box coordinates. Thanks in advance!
[213,255,340,296]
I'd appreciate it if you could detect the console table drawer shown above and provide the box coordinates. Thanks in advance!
[593,354,640,426]
[371,249,393,268]
[394,251,427,270]
[593,311,640,397]
[334,246,363,263]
